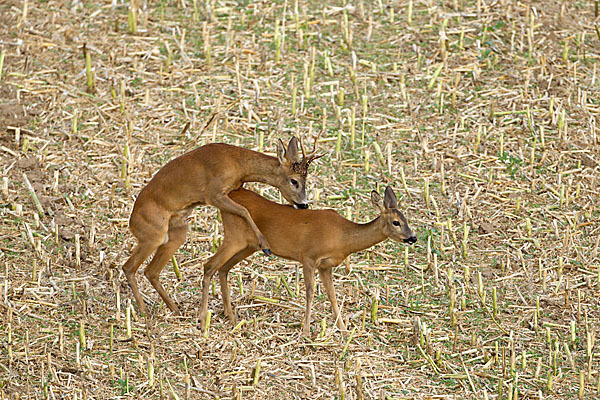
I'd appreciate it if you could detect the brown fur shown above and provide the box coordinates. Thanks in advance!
[122,139,316,315]
[199,186,417,336]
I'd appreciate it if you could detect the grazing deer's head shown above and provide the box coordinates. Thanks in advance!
[371,186,417,245]
[276,136,322,209]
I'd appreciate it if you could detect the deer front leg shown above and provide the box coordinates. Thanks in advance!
[212,194,272,255]
[199,265,217,328]
[318,266,347,332]
[302,263,316,336]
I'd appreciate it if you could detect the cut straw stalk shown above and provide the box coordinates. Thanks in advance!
[324,50,334,77]
[109,323,113,354]
[361,94,368,146]
[386,143,392,174]
[349,65,359,96]
[203,311,211,337]
[303,61,310,98]
[423,178,430,208]
[252,359,261,385]
[171,256,182,280]
[22,173,44,217]
[370,294,378,323]
[128,5,137,34]
[72,110,78,136]
[340,327,356,360]
[79,320,86,350]
[119,79,126,113]
[350,107,356,148]
[399,166,410,197]
[461,222,469,259]
[75,233,81,268]
[147,355,155,388]
[126,300,132,338]
[84,46,94,94]
[291,85,297,117]
[7,323,12,366]
[274,20,281,62]
[372,142,384,165]
[192,0,199,22]
[309,46,316,91]
[0,49,6,80]
[337,87,344,107]
[2,176,8,197]
[165,376,180,400]
[428,64,443,90]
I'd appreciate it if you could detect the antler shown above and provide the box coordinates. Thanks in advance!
[299,135,307,159]
[299,129,324,172]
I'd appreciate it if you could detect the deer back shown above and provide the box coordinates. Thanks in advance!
[226,188,349,262]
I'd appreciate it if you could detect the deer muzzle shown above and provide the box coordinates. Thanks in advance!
[294,202,309,209]
[403,236,417,245]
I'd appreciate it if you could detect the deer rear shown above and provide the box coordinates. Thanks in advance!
[199,186,417,336]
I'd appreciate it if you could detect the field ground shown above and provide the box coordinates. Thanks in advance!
[0,0,599,398]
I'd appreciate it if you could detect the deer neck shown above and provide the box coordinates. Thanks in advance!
[242,152,281,186]
[344,216,386,256]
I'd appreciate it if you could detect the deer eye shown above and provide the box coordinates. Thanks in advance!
[290,178,299,187]
[392,221,400,226]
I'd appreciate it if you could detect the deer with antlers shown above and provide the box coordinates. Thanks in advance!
[199,185,417,336]
[122,137,321,315]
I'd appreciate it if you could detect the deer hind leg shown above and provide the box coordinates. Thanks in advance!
[211,194,272,255]
[122,241,162,314]
[143,216,188,315]
[302,263,316,336]
[122,209,170,314]
[218,247,256,323]
[199,242,252,327]
[318,266,346,332]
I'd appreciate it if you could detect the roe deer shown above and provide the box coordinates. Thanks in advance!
[122,138,321,315]
[199,186,417,336]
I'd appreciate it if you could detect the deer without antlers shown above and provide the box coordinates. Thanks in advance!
[199,186,417,336]
[122,137,321,315]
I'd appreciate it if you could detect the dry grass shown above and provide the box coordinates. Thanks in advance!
[1,0,599,398]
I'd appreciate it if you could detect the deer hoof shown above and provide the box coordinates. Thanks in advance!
[171,307,182,316]
[262,248,273,256]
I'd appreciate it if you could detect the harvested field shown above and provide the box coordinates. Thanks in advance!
[0,0,599,398]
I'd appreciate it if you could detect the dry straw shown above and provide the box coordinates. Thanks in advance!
[0,0,598,399]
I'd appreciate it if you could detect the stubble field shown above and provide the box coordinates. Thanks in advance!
[0,0,599,399]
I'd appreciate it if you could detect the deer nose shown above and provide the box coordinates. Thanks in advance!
[294,202,309,209]
[404,236,417,245]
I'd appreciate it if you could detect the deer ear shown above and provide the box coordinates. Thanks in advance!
[371,190,385,212]
[383,186,398,209]
[286,137,300,163]
[276,139,287,165]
